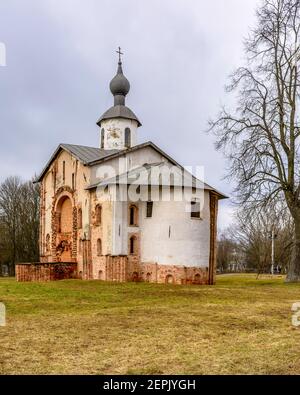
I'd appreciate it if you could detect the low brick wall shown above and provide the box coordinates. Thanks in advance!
[16,262,77,282]
[91,255,210,285]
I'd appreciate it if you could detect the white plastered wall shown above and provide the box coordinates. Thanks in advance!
[100,118,138,150]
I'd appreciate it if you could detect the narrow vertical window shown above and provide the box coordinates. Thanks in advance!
[72,173,75,190]
[95,204,102,225]
[129,205,138,226]
[97,238,102,256]
[130,207,134,225]
[129,236,136,254]
[146,201,153,218]
[101,128,105,149]
[125,128,131,148]
[191,200,201,219]
[62,161,65,183]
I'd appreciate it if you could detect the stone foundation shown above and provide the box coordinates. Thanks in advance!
[92,255,210,285]
[17,257,211,285]
[16,262,77,282]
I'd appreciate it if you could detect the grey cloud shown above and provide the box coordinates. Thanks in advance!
[0,0,260,228]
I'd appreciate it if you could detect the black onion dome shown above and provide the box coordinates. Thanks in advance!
[109,62,130,96]
[96,56,142,127]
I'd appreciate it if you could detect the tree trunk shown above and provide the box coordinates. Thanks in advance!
[286,216,300,282]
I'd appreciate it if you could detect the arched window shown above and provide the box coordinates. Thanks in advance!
[125,128,131,148]
[97,238,102,256]
[98,270,103,280]
[129,205,138,226]
[101,128,105,149]
[95,204,102,225]
[129,235,137,255]
[78,208,82,229]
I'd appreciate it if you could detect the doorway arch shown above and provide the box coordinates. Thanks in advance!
[52,189,77,263]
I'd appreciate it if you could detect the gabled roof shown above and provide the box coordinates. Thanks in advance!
[86,161,227,199]
[35,143,119,182]
[87,162,208,189]
[61,144,119,163]
[35,141,228,199]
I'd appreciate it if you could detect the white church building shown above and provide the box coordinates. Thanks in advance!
[16,52,226,285]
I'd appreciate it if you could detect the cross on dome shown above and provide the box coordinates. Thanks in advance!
[116,46,123,63]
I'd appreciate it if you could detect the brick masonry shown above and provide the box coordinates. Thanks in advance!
[16,262,77,282]
[51,186,77,263]
[22,151,220,284]
[91,256,209,285]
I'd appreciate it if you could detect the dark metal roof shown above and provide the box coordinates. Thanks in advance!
[97,105,142,127]
[35,144,119,182]
[60,144,119,164]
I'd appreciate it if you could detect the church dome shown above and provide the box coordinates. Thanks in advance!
[97,49,142,127]
[110,62,130,96]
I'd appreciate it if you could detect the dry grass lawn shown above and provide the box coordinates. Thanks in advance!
[1,274,300,375]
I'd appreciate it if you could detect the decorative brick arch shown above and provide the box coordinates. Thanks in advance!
[51,186,77,262]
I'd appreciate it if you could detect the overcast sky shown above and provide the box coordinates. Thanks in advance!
[0,0,261,229]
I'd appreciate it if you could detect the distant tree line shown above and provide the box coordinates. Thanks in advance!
[217,204,293,275]
[0,176,39,276]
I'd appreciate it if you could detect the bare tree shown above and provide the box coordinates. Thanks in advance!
[231,205,293,276]
[0,176,40,274]
[0,177,22,274]
[217,231,237,272]
[210,0,300,281]
[17,180,40,262]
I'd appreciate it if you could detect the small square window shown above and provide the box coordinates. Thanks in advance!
[146,201,153,218]
[191,200,201,219]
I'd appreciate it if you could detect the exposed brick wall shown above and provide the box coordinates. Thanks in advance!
[139,262,209,285]
[16,263,77,282]
[208,192,218,285]
[91,255,209,285]
[39,180,46,258]
[50,186,77,263]
[17,258,208,284]
[60,198,73,232]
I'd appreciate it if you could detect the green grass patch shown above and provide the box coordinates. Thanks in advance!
[0,274,300,374]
